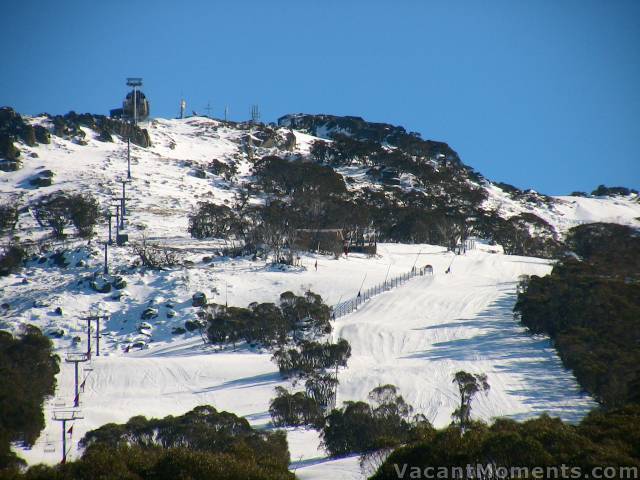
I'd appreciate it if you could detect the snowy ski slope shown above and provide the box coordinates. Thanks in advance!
[1,115,636,478]
[15,245,595,479]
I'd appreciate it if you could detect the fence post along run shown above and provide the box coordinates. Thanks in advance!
[331,266,426,320]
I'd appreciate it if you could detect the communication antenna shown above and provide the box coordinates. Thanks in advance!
[179,98,186,119]
[126,77,143,125]
[52,410,83,464]
[224,105,229,122]
[204,101,212,118]
[251,104,260,124]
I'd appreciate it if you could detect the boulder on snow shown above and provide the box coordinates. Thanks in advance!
[46,327,65,338]
[111,289,130,301]
[171,326,186,335]
[29,170,55,188]
[166,308,176,318]
[90,278,112,293]
[54,306,63,315]
[191,292,207,307]
[111,276,127,290]
[137,321,153,334]
[33,299,51,308]
[141,307,158,320]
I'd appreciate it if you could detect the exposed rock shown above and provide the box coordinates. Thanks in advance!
[111,276,127,289]
[111,289,130,301]
[90,277,112,293]
[171,326,186,335]
[141,307,158,320]
[46,327,65,338]
[138,321,153,332]
[166,308,176,318]
[29,175,53,188]
[0,159,21,172]
[54,306,63,315]
[191,291,207,307]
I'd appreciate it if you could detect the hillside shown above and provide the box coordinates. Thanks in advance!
[1,109,639,478]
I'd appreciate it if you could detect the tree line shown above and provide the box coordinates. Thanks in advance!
[200,290,333,349]
[1,406,294,480]
[514,223,640,407]
[189,135,563,260]
[0,326,59,471]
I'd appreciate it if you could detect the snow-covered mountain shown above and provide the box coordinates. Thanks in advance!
[1,110,638,478]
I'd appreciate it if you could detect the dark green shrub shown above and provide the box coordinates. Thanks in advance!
[0,244,26,276]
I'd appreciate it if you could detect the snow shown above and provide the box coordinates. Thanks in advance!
[0,115,634,478]
[10,245,596,479]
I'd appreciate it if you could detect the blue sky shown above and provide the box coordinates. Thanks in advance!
[2,0,638,194]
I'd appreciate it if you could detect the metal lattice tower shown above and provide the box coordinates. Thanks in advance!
[251,104,260,124]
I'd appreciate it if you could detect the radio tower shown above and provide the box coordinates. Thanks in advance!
[251,104,260,124]
[126,78,143,126]
[179,98,186,119]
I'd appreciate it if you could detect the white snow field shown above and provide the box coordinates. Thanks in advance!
[14,245,596,479]
[1,115,635,478]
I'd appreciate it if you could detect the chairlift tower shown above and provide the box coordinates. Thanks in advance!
[52,410,83,464]
[80,308,109,359]
[65,352,89,407]
[126,136,131,179]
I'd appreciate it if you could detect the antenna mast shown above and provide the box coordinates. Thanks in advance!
[126,77,143,126]
[250,104,261,124]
